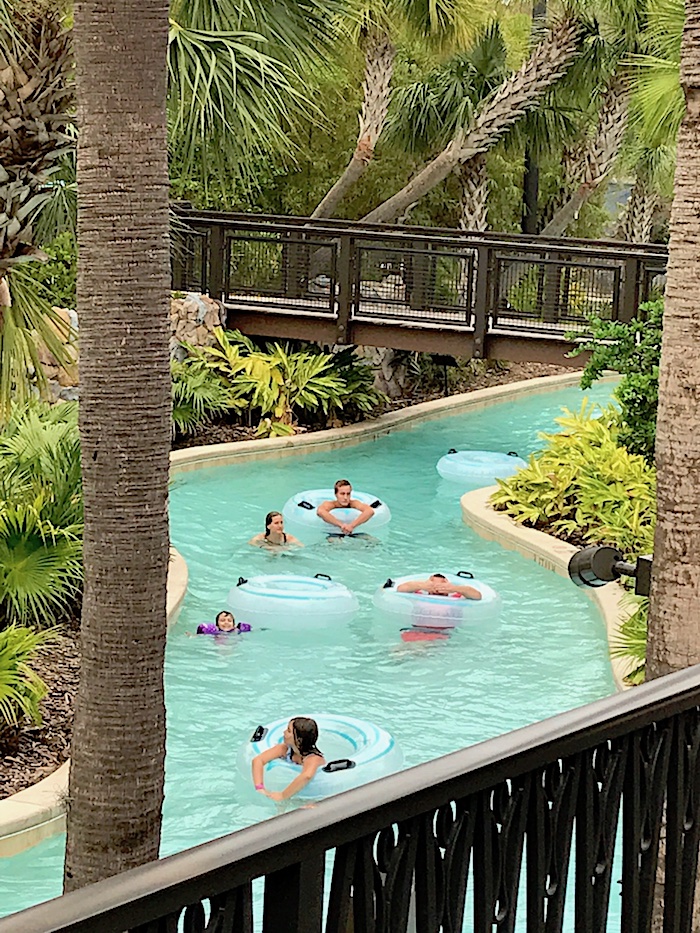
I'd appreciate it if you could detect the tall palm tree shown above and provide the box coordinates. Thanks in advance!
[311,0,484,219]
[63,0,172,890]
[646,0,700,681]
[360,12,583,224]
[385,23,510,230]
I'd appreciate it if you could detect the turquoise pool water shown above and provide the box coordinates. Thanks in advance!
[0,380,616,919]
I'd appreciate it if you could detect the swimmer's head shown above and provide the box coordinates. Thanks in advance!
[429,574,447,582]
[334,479,352,505]
[265,511,283,536]
[286,716,320,757]
[215,610,235,632]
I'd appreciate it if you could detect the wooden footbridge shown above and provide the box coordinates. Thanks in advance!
[172,208,667,366]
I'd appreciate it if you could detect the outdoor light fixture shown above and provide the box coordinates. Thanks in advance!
[567,546,652,598]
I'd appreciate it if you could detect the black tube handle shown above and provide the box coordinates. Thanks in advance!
[251,725,267,742]
[457,571,474,579]
[507,451,519,457]
[315,572,332,580]
[237,576,248,586]
[298,500,314,510]
[369,499,382,508]
[447,448,457,454]
[322,758,356,773]
[383,577,394,588]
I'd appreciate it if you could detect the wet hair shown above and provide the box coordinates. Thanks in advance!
[215,610,235,628]
[334,479,352,494]
[431,573,447,580]
[291,717,323,758]
[264,511,282,537]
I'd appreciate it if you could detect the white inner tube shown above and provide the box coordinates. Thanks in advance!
[373,572,502,629]
[436,450,527,484]
[237,713,404,800]
[228,573,358,630]
[282,488,391,534]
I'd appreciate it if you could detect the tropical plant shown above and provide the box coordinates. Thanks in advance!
[610,593,648,685]
[170,359,245,437]
[360,13,584,223]
[0,402,83,628]
[311,0,484,218]
[65,0,172,892]
[26,231,77,310]
[490,402,656,558]
[0,624,55,742]
[189,328,349,433]
[570,299,662,462]
[0,5,77,421]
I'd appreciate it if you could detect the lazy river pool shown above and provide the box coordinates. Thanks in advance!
[0,379,616,919]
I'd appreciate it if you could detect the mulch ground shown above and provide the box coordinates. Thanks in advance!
[3,359,573,800]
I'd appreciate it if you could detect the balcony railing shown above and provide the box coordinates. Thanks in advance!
[3,663,700,933]
[171,210,668,354]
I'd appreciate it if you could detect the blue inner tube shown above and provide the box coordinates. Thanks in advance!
[228,573,359,630]
[237,713,404,800]
[436,450,527,485]
[282,488,391,534]
[373,572,502,629]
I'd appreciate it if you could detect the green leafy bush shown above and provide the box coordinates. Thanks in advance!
[0,403,83,628]
[27,232,77,310]
[0,625,55,744]
[491,402,656,556]
[491,402,656,682]
[185,329,386,435]
[171,360,245,438]
[569,300,662,463]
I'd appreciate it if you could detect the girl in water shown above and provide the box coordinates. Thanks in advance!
[249,511,303,549]
[251,716,324,801]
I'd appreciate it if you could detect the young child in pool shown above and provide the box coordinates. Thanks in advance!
[188,610,251,636]
[251,716,325,802]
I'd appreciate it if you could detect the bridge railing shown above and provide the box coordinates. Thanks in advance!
[4,663,700,933]
[171,210,668,351]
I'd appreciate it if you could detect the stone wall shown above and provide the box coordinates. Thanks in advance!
[169,292,225,359]
[37,293,226,399]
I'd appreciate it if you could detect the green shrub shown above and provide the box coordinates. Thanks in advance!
[490,402,656,556]
[28,232,77,309]
[491,401,656,683]
[0,625,55,742]
[569,300,662,463]
[171,359,245,438]
[0,403,83,628]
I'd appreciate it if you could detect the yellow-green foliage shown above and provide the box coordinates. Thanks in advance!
[490,401,656,559]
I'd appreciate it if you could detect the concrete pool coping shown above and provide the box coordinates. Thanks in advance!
[0,370,619,857]
[0,547,188,858]
[169,372,596,474]
[460,487,634,692]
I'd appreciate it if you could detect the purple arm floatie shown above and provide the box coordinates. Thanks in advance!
[196,622,252,635]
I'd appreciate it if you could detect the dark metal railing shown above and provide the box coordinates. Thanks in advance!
[171,209,668,353]
[4,664,700,933]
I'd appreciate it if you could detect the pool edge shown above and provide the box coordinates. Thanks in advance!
[0,546,189,858]
[170,372,611,473]
[460,487,633,692]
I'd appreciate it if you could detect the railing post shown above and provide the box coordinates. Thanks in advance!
[472,245,490,359]
[263,855,325,933]
[619,257,640,322]
[208,223,227,302]
[336,234,354,345]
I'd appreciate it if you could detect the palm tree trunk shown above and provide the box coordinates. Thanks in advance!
[539,77,629,238]
[458,154,490,231]
[361,17,581,224]
[617,177,658,243]
[64,0,171,892]
[647,2,700,682]
[311,27,394,219]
